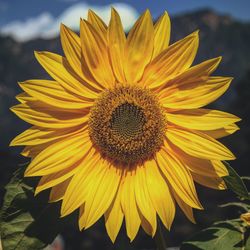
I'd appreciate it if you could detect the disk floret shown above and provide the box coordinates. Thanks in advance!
[89,86,166,165]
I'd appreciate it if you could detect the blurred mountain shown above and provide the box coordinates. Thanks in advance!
[1,8,250,150]
[172,9,250,80]
[0,35,61,150]
[229,69,250,176]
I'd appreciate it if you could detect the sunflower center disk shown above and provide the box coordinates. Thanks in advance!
[111,103,146,140]
[89,86,166,166]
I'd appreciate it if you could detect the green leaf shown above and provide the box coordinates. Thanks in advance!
[242,177,250,182]
[222,161,250,200]
[181,219,250,250]
[0,167,64,250]
[219,202,250,211]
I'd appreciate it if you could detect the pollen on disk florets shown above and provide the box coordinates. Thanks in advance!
[88,86,166,166]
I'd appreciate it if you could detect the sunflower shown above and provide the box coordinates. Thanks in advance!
[241,212,250,226]
[11,9,240,242]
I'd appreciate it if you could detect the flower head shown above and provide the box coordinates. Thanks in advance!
[241,212,250,226]
[11,9,240,242]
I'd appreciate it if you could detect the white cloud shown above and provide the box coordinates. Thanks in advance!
[1,13,54,41]
[0,2,139,42]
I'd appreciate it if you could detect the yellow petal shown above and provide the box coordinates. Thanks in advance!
[203,123,240,139]
[80,19,115,87]
[156,149,203,209]
[78,161,120,230]
[140,213,154,236]
[62,151,102,217]
[183,156,228,178]
[172,190,196,223]
[158,57,222,92]
[108,8,126,83]
[25,133,91,176]
[49,178,71,202]
[21,145,45,158]
[19,79,93,110]
[144,159,175,230]
[11,127,53,146]
[120,170,141,241]
[34,159,82,195]
[81,163,122,229]
[167,109,240,130]
[166,127,235,160]
[240,212,250,226]
[10,125,85,146]
[192,173,226,190]
[211,160,229,177]
[35,51,98,99]
[11,103,89,128]
[16,92,36,103]
[60,24,103,91]
[60,24,81,73]
[88,10,107,42]
[161,77,232,109]
[134,165,157,236]
[105,191,124,243]
[165,141,229,178]
[124,10,154,83]
[152,11,170,58]
[142,31,199,88]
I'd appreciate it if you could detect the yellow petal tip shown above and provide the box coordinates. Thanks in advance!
[9,139,16,147]
[9,106,15,113]
[163,10,170,16]
[193,30,200,35]
[34,51,42,60]
[60,207,70,218]
[34,187,41,196]
[24,169,34,177]
[143,9,152,19]
[217,56,222,63]
[111,6,118,16]
[60,23,66,30]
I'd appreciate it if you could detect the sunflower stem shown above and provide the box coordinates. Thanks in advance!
[154,220,167,250]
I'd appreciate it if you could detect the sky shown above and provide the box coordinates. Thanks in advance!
[0,0,249,42]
